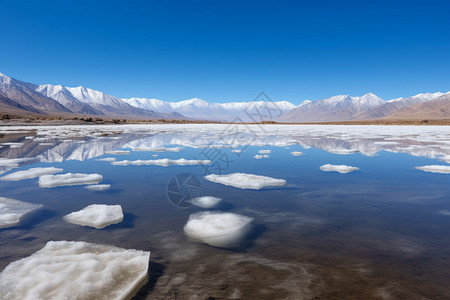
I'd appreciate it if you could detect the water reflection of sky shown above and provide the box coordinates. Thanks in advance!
[1,124,450,298]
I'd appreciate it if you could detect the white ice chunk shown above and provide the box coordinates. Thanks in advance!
[327,149,359,155]
[0,241,150,300]
[258,150,271,154]
[254,154,269,159]
[291,151,303,156]
[0,197,42,229]
[133,146,182,152]
[183,212,253,248]
[1,167,63,181]
[231,149,242,153]
[84,184,111,191]
[104,150,130,155]
[205,173,286,190]
[320,164,359,173]
[415,165,450,174]
[39,173,103,188]
[64,204,123,228]
[190,196,222,208]
[95,157,116,162]
[0,158,35,168]
[112,158,211,166]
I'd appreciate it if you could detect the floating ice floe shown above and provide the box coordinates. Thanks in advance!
[190,196,222,208]
[319,164,359,174]
[104,150,130,155]
[0,158,35,168]
[258,150,271,154]
[39,173,103,188]
[1,167,63,181]
[0,197,42,229]
[0,240,150,300]
[95,157,116,162]
[183,212,253,248]
[64,204,123,228]
[415,165,450,174]
[205,173,286,190]
[84,184,111,191]
[112,158,211,166]
[133,146,182,152]
[291,151,303,156]
[254,154,270,159]
[231,149,242,153]
[327,149,359,155]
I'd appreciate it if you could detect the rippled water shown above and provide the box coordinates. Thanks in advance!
[2,124,450,299]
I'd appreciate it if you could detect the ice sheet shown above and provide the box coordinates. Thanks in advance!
[38,173,103,187]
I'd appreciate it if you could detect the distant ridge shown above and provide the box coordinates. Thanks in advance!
[0,71,449,122]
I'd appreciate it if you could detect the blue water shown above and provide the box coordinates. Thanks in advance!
[1,124,450,298]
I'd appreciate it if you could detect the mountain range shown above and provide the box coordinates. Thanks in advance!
[0,72,449,122]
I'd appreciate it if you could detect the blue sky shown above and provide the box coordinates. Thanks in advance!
[1,0,449,104]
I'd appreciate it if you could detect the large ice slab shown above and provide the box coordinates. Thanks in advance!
[184,212,253,248]
[0,197,42,229]
[0,240,150,300]
[190,196,222,208]
[319,164,359,173]
[204,173,286,190]
[415,165,450,174]
[64,204,123,229]
[38,173,103,188]
[0,167,63,181]
[112,158,211,166]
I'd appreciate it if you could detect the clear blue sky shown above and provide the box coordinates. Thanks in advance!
[1,0,449,104]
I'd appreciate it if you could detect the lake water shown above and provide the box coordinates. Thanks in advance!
[1,124,450,299]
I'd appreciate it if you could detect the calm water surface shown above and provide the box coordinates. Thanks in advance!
[1,124,450,299]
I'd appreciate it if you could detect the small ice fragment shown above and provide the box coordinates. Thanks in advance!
[258,150,271,154]
[0,241,150,300]
[291,151,303,156]
[415,165,450,174]
[95,157,116,162]
[319,164,359,174]
[0,197,42,228]
[1,167,63,181]
[190,196,222,208]
[38,173,103,188]
[231,149,242,153]
[64,204,123,228]
[84,184,111,191]
[205,173,286,190]
[104,150,130,155]
[183,212,253,248]
[112,158,211,166]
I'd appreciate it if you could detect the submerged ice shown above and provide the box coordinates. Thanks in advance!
[183,212,253,248]
[190,196,222,208]
[0,197,42,229]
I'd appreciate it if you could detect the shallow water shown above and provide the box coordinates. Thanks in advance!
[2,124,450,299]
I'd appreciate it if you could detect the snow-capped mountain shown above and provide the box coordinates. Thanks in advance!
[121,97,296,121]
[279,93,385,122]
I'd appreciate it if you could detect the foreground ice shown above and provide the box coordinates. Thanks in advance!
[0,241,150,300]
[0,197,43,229]
[112,158,211,166]
[190,196,222,208]
[291,151,303,156]
[84,184,111,191]
[64,204,123,229]
[320,164,359,173]
[0,167,63,181]
[183,212,253,248]
[205,173,286,190]
[415,165,450,174]
[39,173,103,188]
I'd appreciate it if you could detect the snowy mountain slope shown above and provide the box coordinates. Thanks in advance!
[121,97,296,121]
[278,93,385,122]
